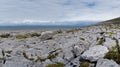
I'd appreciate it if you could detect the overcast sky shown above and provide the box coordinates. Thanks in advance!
[0,0,120,24]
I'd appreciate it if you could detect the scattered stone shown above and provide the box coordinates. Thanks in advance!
[96,59,119,67]
[81,45,109,62]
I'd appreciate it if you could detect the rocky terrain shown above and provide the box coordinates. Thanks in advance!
[0,18,120,67]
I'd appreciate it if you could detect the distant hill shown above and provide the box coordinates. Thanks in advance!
[100,17,120,24]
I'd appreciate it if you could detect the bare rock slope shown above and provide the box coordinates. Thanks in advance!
[0,17,120,67]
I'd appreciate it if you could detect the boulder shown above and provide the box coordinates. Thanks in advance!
[40,31,54,40]
[72,41,89,57]
[81,45,109,62]
[96,59,119,67]
[103,38,116,50]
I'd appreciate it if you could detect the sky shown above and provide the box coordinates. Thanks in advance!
[0,0,120,25]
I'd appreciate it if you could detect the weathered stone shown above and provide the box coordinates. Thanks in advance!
[40,31,54,40]
[103,38,116,50]
[96,59,119,67]
[81,45,109,62]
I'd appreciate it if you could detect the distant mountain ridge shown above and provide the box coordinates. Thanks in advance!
[100,17,120,24]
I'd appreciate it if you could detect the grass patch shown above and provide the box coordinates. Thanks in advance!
[5,50,12,54]
[97,37,106,45]
[104,39,120,64]
[29,57,35,61]
[46,62,64,67]
[47,53,59,60]
[29,33,41,37]
[107,32,115,37]
[0,57,6,60]
[0,33,11,38]
[66,29,79,34]
[54,30,63,34]
[79,37,85,41]
[80,62,90,67]
[16,35,29,39]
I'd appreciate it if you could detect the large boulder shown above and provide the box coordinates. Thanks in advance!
[81,45,109,62]
[103,38,116,50]
[96,59,119,67]
[40,31,54,40]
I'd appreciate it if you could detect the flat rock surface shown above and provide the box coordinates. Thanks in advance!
[81,45,109,62]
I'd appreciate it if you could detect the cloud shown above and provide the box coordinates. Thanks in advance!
[0,0,120,24]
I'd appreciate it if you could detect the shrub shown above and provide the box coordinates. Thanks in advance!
[46,62,64,67]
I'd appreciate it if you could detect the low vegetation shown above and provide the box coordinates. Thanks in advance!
[0,33,11,38]
[16,33,41,39]
[29,33,41,37]
[54,30,63,34]
[16,35,29,39]
[0,57,6,60]
[47,53,59,60]
[79,37,85,41]
[80,62,90,67]
[46,62,64,67]
[5,50,12,54]
[66,29,79,34]
[107,32,116,37]
[97,37,106,45]
[104,39,120,64]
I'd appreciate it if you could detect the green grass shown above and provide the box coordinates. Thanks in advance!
[97,37,106,45]
[79,62,90,67]
[16,33,41,39]
[29,33,41,37]
[47,53,59,60]
[0,33,11,38]
[104,42,120,64]
[29,57,35,61]
[0,57,6,60]
[16,35,29,39]
[46,62,64,67]
[66,29,79,34]
[54,30,63,34]
[79,37,85,41]
[107,32,115,37]
[5,50,12,54]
